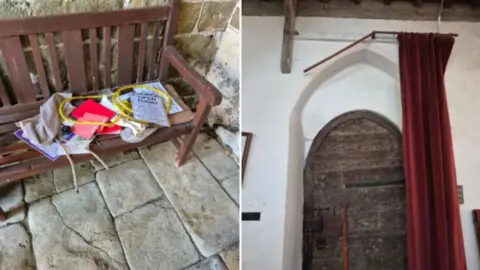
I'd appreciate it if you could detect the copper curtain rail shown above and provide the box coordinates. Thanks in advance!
[303,30,459,73]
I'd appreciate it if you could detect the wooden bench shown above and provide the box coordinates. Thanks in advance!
[0,0,222,220]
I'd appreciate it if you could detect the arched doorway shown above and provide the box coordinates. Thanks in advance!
[303,110,407,270]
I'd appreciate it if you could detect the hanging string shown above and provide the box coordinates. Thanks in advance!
[438,0,445,33]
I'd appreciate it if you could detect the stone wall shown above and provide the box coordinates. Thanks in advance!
[175,0,240,132]
[0,0,240,154]
[205,5,240,158]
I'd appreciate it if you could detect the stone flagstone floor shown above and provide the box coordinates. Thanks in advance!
[0,134,239,270]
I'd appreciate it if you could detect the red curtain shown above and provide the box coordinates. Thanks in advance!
[474,210,480,252]
[398,33,466,270]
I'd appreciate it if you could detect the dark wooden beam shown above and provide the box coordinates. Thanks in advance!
[472,0,480,9]
[443,0,453,8]
[412,0,422,7]
[281,0,297,73]
[243,0,480,22]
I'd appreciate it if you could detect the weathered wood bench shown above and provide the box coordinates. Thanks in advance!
[0,0,222,220]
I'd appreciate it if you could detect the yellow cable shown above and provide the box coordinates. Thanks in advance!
[58,84,172,127]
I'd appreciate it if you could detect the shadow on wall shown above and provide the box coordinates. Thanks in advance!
[282,48,399,270]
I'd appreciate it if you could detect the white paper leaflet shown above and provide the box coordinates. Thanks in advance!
[131,89,170,127]
[135,82,183,115]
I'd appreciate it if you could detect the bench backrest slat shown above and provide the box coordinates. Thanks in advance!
[148,22,163,81]
[137,23,149,83]
[102,27,112,89]
[117,24,136,86]
[89,28,100,91]
[63,30,88,95]
[45,32,63,93]
[0,36,37,103]
[29,34,50,99]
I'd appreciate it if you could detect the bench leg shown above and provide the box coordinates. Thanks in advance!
[176,101,211,166]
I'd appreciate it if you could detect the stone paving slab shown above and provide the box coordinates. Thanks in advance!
[52,183,127,265]
[115,199,200,270]
[53,162,95,192]
[24,171,55,203]
[220,244,239,270]
[185,256,227,270]
[140,142,239,257]
[29,197,128,270]
[220,174,239,205]
[90,149,140,171]
[0,224,36,270]
[0,183,24,227]
[96,159,163,217]
[192,134,238,181]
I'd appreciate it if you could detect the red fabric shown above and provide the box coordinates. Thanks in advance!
[474,210,480,252]
[398,33,466,270]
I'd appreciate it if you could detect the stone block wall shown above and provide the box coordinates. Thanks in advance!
[205,5,240,158]
[0,0,240,156]
[205,6,239,129]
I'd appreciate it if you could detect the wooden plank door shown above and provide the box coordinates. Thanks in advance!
[303,111,407,270]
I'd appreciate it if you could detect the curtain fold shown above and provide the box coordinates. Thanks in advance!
[474,210,480,254]
[397,33,466,270]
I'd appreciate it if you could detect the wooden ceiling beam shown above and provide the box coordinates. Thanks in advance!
[472,0,480,9]
[413,0,423,7]
[243,0,480,21]
[281,0,297,73]
[443,0,453,8]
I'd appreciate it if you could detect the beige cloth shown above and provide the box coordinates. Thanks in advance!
[120,127,158,143]
[16,93,76,146]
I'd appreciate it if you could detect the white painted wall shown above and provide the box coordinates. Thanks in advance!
[242,16,480,270]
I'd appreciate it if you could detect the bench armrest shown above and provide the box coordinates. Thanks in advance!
[164,45,222,106]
